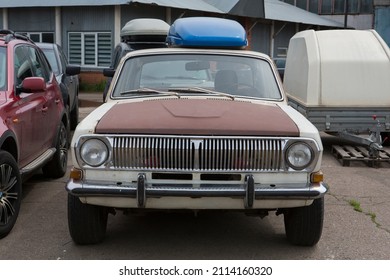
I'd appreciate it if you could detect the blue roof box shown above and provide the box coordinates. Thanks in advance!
[166,17,247,49]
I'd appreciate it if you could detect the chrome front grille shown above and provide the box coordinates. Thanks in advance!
[112,136,286,171]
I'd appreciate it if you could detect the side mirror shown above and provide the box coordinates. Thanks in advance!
[103,68,115,77]
[66,65,81,76]
[21,77,46,92]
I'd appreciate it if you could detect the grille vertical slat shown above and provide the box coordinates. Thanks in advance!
[112,136,285,171]
[250,140,255,171]
[162,138,166,169]
[189,140,194,170]
[227,140,232,170]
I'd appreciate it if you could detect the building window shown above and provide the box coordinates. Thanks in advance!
[321,0,333,14]
[68,32,111,67]
[296,0,308,10]
[360,0,373,13]
[309,0,319,13]
[334,0,346,14]
[348,0,359,14]
[283,0,373,15]
[20,32,54,43]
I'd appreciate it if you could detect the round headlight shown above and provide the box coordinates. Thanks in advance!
[80,139,109,167]
[286,142,313,170]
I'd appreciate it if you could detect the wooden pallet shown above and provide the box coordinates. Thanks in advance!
[331,145,390,167]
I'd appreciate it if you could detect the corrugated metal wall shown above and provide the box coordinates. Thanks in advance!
[62,6,114,31]
[8,7,54,32]
[121,4,166,23]
[170,8,210,22]
[62,6,115,57]
[121,2,217,24]
[250,21,271,54]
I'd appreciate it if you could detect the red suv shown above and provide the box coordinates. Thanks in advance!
[0,30,69,238]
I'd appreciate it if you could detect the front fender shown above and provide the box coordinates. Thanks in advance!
[0,129,19,162]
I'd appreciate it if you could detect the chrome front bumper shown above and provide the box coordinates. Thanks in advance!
[66,174,328,209]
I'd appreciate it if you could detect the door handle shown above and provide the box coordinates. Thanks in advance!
[41,106,49,113]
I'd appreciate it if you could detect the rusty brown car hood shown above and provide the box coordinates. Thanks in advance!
[95,99,299,136]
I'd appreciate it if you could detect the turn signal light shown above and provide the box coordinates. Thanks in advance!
[69,167,83,181]
[310,171,323,183]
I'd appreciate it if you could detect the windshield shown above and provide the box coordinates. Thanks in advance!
[0,47,6,91]
[112,53,282,100]
[41,48,59,75]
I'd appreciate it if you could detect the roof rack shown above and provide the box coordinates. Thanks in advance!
[0,29,34,44]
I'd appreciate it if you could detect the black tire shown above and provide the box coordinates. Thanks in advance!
[64,104,71,144]
[42,121,68,179]
[0,151,22,239]
[284,197,324,246]
[70,95,79,130]
[67,194,108,245]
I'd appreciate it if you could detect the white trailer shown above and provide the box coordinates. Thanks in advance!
[284,29,390,157]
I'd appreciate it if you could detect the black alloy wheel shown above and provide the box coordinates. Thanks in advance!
[0,151,22,239]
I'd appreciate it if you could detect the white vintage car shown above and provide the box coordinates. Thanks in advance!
[66,17,328,246]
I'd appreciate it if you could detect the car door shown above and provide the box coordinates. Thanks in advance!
[57,45,77,109]
[12,45,48,167]
[26,46,60,151]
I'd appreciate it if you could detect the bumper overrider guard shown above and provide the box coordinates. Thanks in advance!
[66,173,328,209]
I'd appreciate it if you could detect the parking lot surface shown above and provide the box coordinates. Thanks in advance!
[0,93,389,260]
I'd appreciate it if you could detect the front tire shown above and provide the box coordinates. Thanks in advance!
[67,194,108,245]
[42,121,68,179]
[284,197,324,246]
[0,151,22,239]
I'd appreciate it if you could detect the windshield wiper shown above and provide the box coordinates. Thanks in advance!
[119,88,181,98]
[170,87,235,100]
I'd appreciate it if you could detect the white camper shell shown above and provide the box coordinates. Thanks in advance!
[284,29,390,154]
[284,29,390,107]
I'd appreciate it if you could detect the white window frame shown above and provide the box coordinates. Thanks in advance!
[68,31,111,68]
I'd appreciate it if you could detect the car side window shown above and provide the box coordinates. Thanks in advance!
[112,46,122,69]
[26,47,50,82]
[37,49,53,81]
[14,46,34,86]
[112,43,131,69]
[57,46,68,71]
[0,48,6,91]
